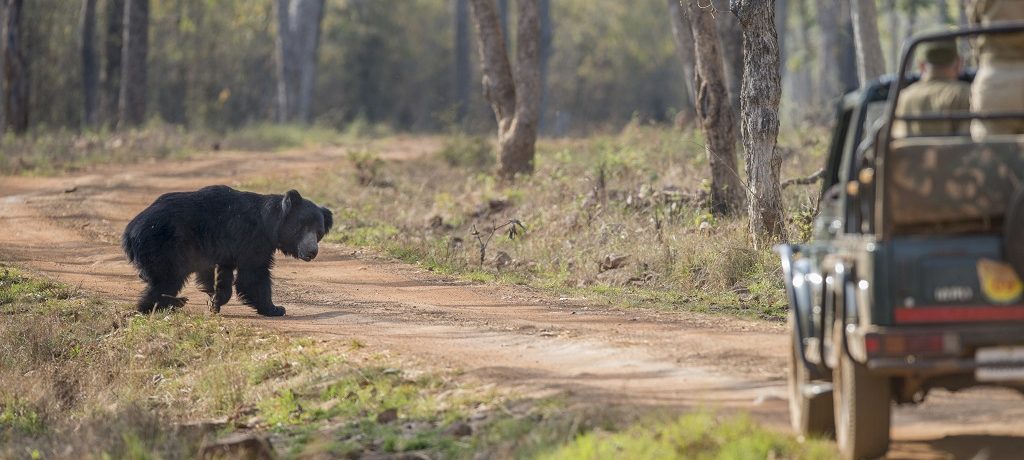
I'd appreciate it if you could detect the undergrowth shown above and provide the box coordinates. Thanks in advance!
[244,124,827,321]
[0,266,835,458]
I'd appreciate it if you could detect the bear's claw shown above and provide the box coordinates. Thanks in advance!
[257,305,286,317]
[159,294,188,310]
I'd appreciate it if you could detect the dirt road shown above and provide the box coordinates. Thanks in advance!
[2,141,1023,458]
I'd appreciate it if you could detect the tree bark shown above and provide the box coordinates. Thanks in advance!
[2,0,28,134]
[688,0,743,215]
[668,0,696,116]
[850,0,885,85]
[118,0,148,128]
[102,0,123,127]
[275,0,325,124]
[469,0,541,178]
[454,0,472,125]
[80,0,99,127]
[733,0,787,246]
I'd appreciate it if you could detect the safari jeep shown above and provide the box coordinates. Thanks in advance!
[778,25,1024,459]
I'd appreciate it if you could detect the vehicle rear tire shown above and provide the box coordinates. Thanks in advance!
[788,314,835,438]
[833,344,891,460]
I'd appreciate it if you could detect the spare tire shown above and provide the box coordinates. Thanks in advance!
[1004,188,1024,278]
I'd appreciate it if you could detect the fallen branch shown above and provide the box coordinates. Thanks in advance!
[781,168,825,189]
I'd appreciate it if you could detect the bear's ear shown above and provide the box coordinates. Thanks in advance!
[281,189,303,215]
[321,207,333,233]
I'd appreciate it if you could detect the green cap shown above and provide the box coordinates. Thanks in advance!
[921,38,959,65]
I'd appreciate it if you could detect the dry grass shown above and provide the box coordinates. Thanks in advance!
[0,122,354,176]
[245,123,828,320]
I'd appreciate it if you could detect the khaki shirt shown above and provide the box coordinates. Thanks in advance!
[969,0,1024,63]
[894,77,972,137]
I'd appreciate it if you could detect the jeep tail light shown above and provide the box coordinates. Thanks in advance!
[864,332,959,357]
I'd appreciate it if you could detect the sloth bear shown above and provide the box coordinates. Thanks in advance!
[122,185,332,316]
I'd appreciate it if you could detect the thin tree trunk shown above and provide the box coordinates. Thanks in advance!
[791,0,813,117]
[668,0,696,116]
[815,0,842,103]
[102,0,123,127]
[454,0,472,125]
[118,0,148,128]
[838,0,859,92]
[80,0,99,127]
[850,0,886,85]
[905,0,918,42]
[688,0,743,215]
[275,0,325,124]
[717,11,743,121]
[469,0,541,178]
[498,0,509,37]
[775,0,788,71]
[538,0,551,132]
[733,0,786,246]
[886,0,899,73]
[2,0,28,134]
[937,0,953,25]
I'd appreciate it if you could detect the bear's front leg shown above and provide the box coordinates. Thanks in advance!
[235,265,285,317]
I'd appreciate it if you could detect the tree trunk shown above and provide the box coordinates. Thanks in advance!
[454,0,472,125]
[850,0,885,85]
[838,0,859,92]
[102,0,123,127]
[775,0,788,71]
[688,0,743,215]
[498,0,509,37]
[717,11,744,121]
[2,0,28,134]
[275,0,325,124]
[815,0,839,102]
[118,0,148,128]
[733,0,787,246]
[668,0,696,116]
[469,0,541,178]
[538,0,551,132]
[80,0,99,127]
[886,0,899,73]
[938,0,953,25]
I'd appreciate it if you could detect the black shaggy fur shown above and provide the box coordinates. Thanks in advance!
[122,185,332,316]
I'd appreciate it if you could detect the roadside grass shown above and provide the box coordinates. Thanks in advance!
[242,124,827,321]
[0,121,360,176]
[0,266,835,458]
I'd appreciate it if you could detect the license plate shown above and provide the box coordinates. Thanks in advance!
[976,346,1024,382]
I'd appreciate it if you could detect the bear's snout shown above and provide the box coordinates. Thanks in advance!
[296,231,319,261]
[299,247,318,261]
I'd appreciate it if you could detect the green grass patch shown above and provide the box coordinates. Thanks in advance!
[542,412,834,460]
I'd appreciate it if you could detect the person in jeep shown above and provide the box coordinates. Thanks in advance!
[969,0,1024,136]
[893,38,971,137]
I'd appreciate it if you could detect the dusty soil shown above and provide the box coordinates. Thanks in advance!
[2,139,1023,459]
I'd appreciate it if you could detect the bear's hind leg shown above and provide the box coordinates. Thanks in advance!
[137,274,188,313]
[198,265,234,313]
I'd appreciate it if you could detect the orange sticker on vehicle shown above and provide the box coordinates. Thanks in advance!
[977,258,1023,304]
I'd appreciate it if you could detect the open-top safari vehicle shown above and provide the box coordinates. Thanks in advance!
[778,24,1024,459]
